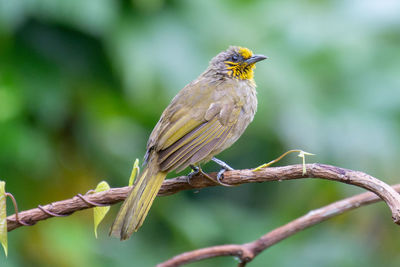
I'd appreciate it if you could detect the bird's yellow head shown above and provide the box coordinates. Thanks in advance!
[209,46,267,80]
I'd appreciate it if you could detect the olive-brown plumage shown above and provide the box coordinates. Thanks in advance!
[110,46,267,240]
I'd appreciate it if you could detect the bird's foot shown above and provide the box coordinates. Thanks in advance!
[212,157,235,187]
[187,164,232,187]
[186,165,200,186]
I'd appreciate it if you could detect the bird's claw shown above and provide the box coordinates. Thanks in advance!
[186,165,200,186]
[212,158,235,187]
[215,168,234,187]
[187,164,233,187]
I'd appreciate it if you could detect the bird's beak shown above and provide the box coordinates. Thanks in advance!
[246,54,268,64]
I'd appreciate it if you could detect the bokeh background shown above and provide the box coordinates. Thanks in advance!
[1,0,400,266]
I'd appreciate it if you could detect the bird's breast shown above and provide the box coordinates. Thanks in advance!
[233,80,257,131]
[215,79,258,153]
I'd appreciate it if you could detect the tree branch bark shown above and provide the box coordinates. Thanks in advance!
[157,184,400,266]
[6,164,400,233]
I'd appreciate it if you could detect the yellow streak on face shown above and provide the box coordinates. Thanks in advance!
[224,47,256,80]
[225,60,256,80]
[238,47,253,59]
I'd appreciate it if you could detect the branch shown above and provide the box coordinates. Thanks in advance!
[6,164,400,233]
[158,184,400,267]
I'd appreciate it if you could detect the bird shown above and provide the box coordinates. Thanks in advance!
[110,46,267,240]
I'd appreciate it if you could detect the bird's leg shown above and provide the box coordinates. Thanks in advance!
[186,165,200,185]
[212,157,234,171]
[212,157,235,187]
[187,164,232,187]
[187,165,213,185]
[187,165,214,184]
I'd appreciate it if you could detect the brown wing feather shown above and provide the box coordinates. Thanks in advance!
[185,125,232,167]
[158,118,234,172]
[146,78,241,172]
[157,118,219,164]
[158,118,223,171]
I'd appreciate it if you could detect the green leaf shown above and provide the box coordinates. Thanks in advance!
[93,181,110,238]
[0,181,7,257]
[128,158,140,186]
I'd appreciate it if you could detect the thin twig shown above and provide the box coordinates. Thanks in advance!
[157,184,400,267]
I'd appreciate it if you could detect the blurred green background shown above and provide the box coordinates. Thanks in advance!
[1,0,400,266]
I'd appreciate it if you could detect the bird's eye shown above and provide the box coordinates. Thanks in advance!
[231,54,239,62]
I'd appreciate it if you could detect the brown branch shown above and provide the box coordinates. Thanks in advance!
[6,163,400,233]
[158,184,400,267]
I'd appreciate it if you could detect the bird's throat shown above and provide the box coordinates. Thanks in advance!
[225,63,255,80]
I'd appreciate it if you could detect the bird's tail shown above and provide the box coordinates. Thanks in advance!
[110,158,167,240]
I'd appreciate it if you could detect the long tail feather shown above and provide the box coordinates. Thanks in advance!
[110,159,167,240]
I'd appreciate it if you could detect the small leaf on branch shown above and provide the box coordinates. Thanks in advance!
[93,181,111,238]
[128,159,140,186]
[0,181,7,257]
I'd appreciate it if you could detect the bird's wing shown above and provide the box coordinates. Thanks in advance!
[147,79,241,172]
